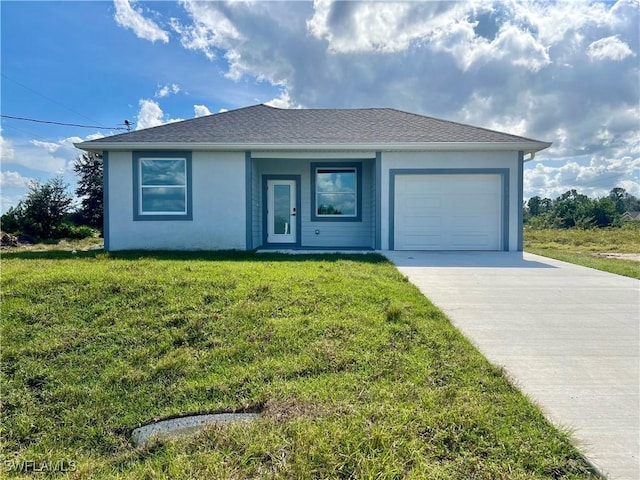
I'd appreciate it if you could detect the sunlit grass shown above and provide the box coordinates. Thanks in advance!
[1,251,597,478]
[524,224,640,279]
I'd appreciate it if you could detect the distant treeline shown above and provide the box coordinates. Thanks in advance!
[0,153,103,242]
[524,187,639,229]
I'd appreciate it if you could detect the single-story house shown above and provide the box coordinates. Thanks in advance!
[621,211,640,222]
[75,104,551,252]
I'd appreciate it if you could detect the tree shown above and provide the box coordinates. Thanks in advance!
[527,196,543,216]
[523,186,635,229]
[551,190,594,228]
[591,197,621,227]
[18,177,74,239]
[608,187,640,214]
[524,196,554,227]
[73,152,103,230]
[0,204,24,233]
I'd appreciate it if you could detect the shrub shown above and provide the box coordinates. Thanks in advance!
[0,204,24,233]
[54,222,97,240]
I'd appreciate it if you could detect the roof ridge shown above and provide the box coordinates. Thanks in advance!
[262,104,393,113]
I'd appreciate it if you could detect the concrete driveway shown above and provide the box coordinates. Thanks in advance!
[383,251,639,480]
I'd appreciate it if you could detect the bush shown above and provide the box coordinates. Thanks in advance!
[0,177,101,241]
[0,205,23,233]
[70,225,97,239]
[6,177,74,240]
[54,222,97,240]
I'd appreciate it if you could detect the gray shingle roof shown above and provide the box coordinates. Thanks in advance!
[78,104,549,148]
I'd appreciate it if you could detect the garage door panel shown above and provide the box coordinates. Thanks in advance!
[402,176,440,193]
[394,174,502,251]
[466,195,498,210]
[401,216,441,229]
[405,197,441,209]
[450,233,494,248]
[401,234,443,249]
[451,218,489,230]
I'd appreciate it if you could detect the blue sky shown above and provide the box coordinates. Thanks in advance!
[1,0,638,214]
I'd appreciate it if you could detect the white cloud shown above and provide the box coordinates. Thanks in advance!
[106,0,638,199]
[3,133,101,175]
[525,155,640,199]
[136,99,183,130]
[136,99,164,129]
[193,104,212,117]
[85,132,106,141]
[587,36,635,61]
[307,1,552,71]
[169,1,241,61]
[0,130,15,161]
[155,83,181,98]
[307,1,450,54]
[264,90,298,109]
[113,0,169,43]
[0,171,33,189]
[30,140,61,154]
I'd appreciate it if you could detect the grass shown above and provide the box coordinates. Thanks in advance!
[1,250,598,479]
[1,236,104,252]
[524,224,640,279]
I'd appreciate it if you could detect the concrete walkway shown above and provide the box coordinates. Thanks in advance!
[383,251,639,480]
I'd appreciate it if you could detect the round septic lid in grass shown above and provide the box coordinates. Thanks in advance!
[131,413,261,446]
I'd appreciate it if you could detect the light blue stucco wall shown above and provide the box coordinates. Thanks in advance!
[106,150,246,250]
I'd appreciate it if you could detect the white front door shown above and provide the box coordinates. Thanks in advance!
[267,179,297,244]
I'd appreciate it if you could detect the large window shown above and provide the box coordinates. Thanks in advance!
[140,159,186,214]
[133,152,192,221]
[311,162,362,222]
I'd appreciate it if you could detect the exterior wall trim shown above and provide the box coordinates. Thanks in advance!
[388,168,510,251]
[77,140,551,154]
[132,151,193,221]
[375,151,382,249]
[102,151,110,251]
[261,174,302,248]
[517,151,524,251]
[245,151,252,250]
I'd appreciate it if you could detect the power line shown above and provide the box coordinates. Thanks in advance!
[0,122,50,141]
[1,73,101,125]
[0,114,128,131]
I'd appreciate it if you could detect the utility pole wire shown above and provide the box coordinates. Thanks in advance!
[1,73,102,125]
[0,114,128,131]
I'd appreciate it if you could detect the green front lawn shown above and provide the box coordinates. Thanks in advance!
[1,251,596,478]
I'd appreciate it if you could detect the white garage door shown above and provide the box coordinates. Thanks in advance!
[394,174,502,250]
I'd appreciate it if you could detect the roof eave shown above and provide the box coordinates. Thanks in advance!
[74,141,551,154]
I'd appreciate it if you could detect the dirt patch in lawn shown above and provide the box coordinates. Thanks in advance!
[594,252,640,262]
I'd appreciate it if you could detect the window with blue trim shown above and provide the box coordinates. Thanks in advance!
[316,168,356,216]
[311,162,362,222]
[140,159,187,214]
[133,152,192,221]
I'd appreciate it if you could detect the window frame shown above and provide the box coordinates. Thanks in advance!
[133,151,193,221]
[310,162,362,222]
